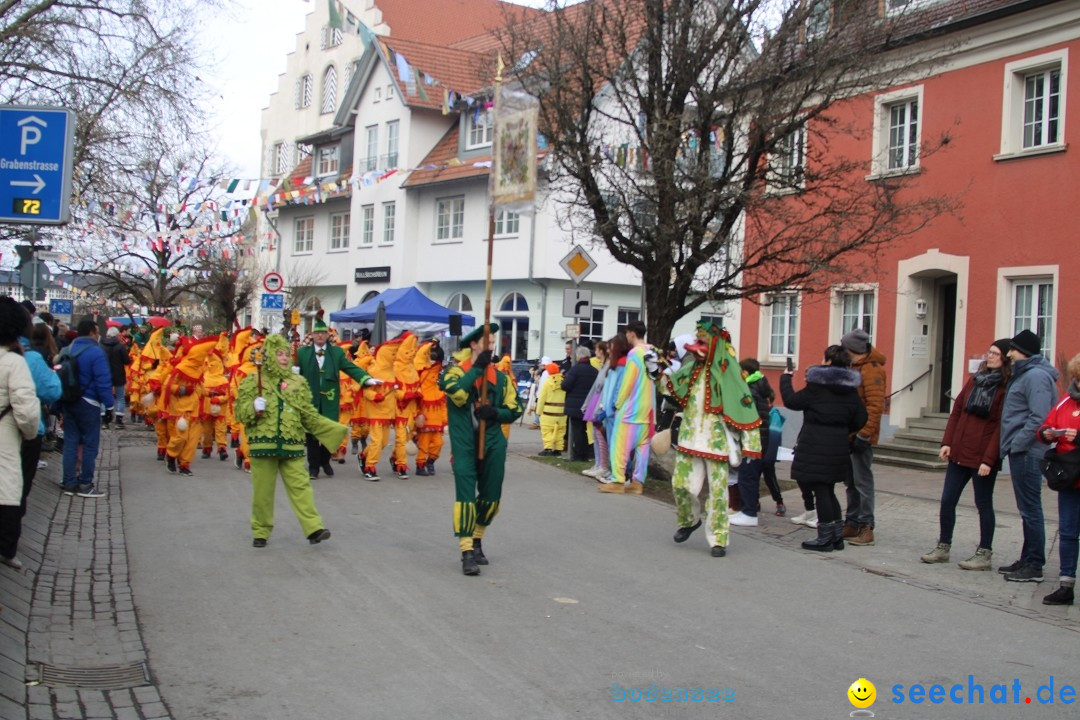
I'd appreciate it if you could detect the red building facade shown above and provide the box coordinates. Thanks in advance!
[740,0,1077,435]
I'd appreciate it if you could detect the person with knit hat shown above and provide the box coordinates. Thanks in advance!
[537,361,567,456]
[439,322,521,576]
[920,339,1012,570]
[235,334,347,548]
[296,311,378,479]
[839,327,887,547]
[998,328,1059,582]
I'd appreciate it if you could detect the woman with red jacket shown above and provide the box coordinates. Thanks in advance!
[1036,353,1080,606]
[921,339,1011,570]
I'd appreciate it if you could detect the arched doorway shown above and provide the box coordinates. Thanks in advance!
[302,296,322,335]
[362,290,381,303]
[496,292,529,359]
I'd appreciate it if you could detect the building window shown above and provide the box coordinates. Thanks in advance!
[871,86,923,176]
[495,209,519,237]
[321,65,338,115]
[296,74,313,109]
[885,0,937,13]
[293,217,314,254]
[1023,68,1061,149]
[382,201,396,244]
[343,59,359,91]
[386,120,399,168]
[272,142,291,175]
[617,308,640,333]
[579,307,605,342]
[330,212,350,251]
[841,291,875,341]
[322,25,343,49]
[387,84,394,100]
[767,294,799,359]
[317,145,339,176]
[436,196,465,241]
[374,87,382,103]
[361,205,374,245]
[465,108,493,149]
[447,293,473,312]
[295,143,312,164]
[1012,279,1054,358]
[999,50,1067,158]
[497,292,529,359]
[364,125,378,171]
[362,290,380,303]
[699,313,725,330]
[769,124,806,190]
[805,0,830,39]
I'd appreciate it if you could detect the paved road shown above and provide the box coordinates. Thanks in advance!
[111,428,1079,720]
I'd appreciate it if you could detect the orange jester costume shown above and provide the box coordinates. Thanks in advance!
[333,340,361,463]
[391,333,420,476]
[414,341,446,476]
[360,337,401,480]
[227,330,262,473]
[163,336,217,475]
[200,334,231,461]
[138,328,172,460]
[350,340,373,452]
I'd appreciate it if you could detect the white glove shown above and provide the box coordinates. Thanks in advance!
[364,378,384,386]
[291,366,301,375]
[254,397,267,413]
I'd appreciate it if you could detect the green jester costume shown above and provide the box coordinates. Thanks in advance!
[665,323,761,557]
[235,335,348,546]
[439,323,521,575]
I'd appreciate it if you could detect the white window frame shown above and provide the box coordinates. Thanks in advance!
[321,65,338,115]
[465,108,494,149]
[616,307,640,332]
[329,212,350,251]
[996,265,1058,361]
[869,85,923,178]
[295,143,312,165]
[271,141,291,175]
[579,306,605,342]
[885,0,942,14]
[317,145,339,176]
[386,84,394,100]
[997,50,1068,160]
[494,209,520,237]
[447,293,473,313]
[386,120,399,168]
[360,205,374,246]
[296,74,313,109]
[382,201,396,245]
[364,125,378,172]
[293,216,314,255]
[435,196,465,242]
[374,87,382,103]
[768,123,806,192]
[759,292,801,365]
[805,0,830,40]
[829,284,878,347]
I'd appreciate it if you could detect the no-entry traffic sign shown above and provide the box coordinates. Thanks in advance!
[263,272,284,293]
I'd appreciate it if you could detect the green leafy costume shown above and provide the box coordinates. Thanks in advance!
[236,335,348,541]
[665,325,762,550]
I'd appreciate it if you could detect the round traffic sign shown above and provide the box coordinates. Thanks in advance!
[263,272,284,293]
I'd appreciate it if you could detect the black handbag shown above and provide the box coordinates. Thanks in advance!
[1039,445,1080,491]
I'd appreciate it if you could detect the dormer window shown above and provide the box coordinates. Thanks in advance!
[465,108,493,149]
[318,145,340,176]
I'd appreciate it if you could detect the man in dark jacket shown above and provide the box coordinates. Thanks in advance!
[61,320,115,498]
[732,358,776,526]
[101,327,131,427]
[562,346,599,461]
[998,329,1059,583]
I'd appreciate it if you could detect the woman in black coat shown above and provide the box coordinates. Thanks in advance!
[780,345,868,551]
[561,346,599,461]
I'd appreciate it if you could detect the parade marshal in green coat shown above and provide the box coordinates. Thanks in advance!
[296,313,376,479]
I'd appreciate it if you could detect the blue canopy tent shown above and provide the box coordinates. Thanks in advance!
[329,287,476,336]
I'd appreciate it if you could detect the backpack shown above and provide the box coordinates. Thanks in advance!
[57,345,88,404]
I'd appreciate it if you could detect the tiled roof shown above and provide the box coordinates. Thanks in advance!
[401,122,491,188]
[378,36,492,111]
[278,153,352,204]
[376,0,544,45]
[889,0,1054,37]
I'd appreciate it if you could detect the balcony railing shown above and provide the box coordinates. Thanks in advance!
[358,153,400,173]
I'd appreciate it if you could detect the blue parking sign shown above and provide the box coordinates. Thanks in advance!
[0,105,75,225]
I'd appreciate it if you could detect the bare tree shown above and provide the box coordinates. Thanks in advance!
[0,0,220,241]
[283,262,329,316]
[500,0,958,344]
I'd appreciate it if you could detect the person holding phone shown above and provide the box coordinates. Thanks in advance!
[920,339,1011,570]
[1035,353,1080,605]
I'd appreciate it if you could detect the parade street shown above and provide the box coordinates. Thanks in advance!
[3,423,1075,720]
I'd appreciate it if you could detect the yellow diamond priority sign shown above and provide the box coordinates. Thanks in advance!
[559,245,597,285]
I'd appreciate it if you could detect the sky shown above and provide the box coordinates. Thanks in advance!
[200,0,547,179]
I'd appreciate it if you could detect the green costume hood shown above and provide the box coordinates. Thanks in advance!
[260,335,294,383]
[667,329,761,430]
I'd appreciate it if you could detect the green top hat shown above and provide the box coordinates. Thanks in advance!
[312,309,328,333]
[461,322,500,347]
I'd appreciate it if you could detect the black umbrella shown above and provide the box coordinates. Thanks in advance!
[371,301,387,346]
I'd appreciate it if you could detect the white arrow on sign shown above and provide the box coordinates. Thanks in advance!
[10,174,45,194]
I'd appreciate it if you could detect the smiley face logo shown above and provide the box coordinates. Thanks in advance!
[848,678,876,709]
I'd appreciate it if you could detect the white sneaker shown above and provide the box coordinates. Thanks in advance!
[581,466,600,478]
[806,517,819,529]
[37,460,47,469]
[729,511,759,527]
[791,509,817,526]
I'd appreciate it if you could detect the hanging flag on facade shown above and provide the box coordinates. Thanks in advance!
[328,0,343,30]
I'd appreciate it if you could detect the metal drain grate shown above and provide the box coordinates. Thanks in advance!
[35,662,150,689]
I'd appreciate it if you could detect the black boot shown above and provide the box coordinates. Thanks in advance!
[801,521,836,552]
[830,520,845,551]
[461,550,480,575]
[473,539,489,565]
[673,519,702,544]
